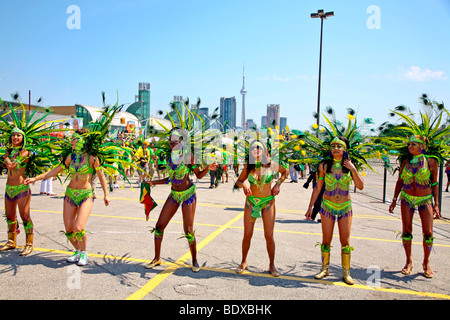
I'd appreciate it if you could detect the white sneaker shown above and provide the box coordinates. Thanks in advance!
[67,250,80,263]
[77,251,88,266]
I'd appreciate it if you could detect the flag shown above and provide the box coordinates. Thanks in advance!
[140,182,157,221]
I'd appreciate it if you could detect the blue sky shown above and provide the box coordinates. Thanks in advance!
[1,0,449,132]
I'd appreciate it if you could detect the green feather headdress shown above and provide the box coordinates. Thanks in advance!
[150,97,222,166]
[0,96,70,177]
[299,107,378,173]
[49,92,142,187]
[376,94,450,164]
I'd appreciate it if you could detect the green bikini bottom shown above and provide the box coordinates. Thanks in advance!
[400,190,433,210]
[246,195,275,219]
[169,184,196,207]
[64,187,95,207]
[320,199,353,222]
[5,184,31,202]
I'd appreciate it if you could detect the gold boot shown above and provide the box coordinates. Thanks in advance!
[314,245,331,279]
[20,233,33,256]
[0,232,17,252]
[341,251,354,285]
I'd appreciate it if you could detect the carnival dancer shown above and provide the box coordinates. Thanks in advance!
[384,96,448,278]
[302,109,373,285]
[305,136,364,284]
[25,129,110,265]
[1,128,33,255]
[144,128,218,272]
[388,135,440,277]
[0,98,62,255]
[234,140,288,277]
[24,94,134,265]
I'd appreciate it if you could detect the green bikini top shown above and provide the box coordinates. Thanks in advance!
[166,154,197,185]
[166,162,191,183]
[248,170,277,187]
[324,172,352,191]
[400,155,431,186]
[66,153,94,180]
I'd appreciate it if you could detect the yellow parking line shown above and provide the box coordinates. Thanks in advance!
[7,242,448,300]
[125,211,244,300]
[190,265,450,300]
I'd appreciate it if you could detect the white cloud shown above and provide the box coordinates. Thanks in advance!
[398,66,447,82]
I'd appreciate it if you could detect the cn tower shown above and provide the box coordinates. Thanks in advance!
[240,64,247,129]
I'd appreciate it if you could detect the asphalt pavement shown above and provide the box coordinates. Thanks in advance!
[1,169,449,306]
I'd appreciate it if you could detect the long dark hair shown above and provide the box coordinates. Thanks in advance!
[247,140,271,173]
[324,136,350,174]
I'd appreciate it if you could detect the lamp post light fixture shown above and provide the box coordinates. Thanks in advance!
[311,9,334,134]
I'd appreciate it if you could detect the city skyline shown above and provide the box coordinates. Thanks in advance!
[1,0,449,132]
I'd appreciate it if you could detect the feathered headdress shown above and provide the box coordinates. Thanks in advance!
[150,97,221,165]
[50,92,140,186]
[0,95,69,177]
[376,94,450,164]
[298,107,378,173]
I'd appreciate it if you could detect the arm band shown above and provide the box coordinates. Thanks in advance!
[318,176,324,180]
[431,182,438,187]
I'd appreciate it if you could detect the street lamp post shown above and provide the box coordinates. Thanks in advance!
[311,9,334,134]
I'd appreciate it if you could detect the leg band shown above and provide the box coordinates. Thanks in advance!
[180,231,196,244]
[341,245,354,253]
[61,231,75,241]
[424,234,434,251]
[315,242,331,252]
[151,227,164,240]
[74,230,86,241]
[23,220,33,234]
[401,232,413,242]
[5,217,18,227]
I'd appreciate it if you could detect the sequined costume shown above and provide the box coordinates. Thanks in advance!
[166,155,197,207]
[319,171,353,221]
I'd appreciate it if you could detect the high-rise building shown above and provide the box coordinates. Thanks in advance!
[197,107,209,117]
[261,116,267,128]
[267,104,280,128]
[240,64,247,128]
[172,95,185,117]
[138,82,151,120]
[196,107,210,129]
[126,82,151,121]
[280,117,287,131]
[220,97,236,130]
[247,119,256,130]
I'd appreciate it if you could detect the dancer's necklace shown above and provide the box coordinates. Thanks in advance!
[333,159,342,169]
[410,154,423,165]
